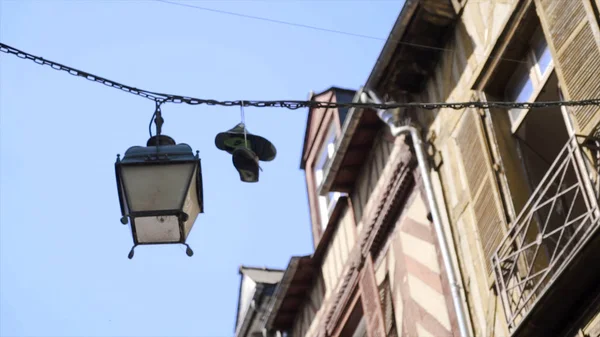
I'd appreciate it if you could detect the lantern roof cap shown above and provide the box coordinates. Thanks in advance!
[120,142,197,164]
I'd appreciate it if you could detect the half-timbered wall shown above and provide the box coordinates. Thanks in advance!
[351,129,395,233]
[269,1,600,336]
[371,189,458,337]
[289,206,356,337]
[291,275,326,337]
[289,120,398,337]
[321,207,357,299]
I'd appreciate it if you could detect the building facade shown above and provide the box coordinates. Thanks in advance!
[235,0,600,336]
[234,266,285,337]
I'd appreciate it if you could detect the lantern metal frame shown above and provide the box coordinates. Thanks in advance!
[115,134,204,259]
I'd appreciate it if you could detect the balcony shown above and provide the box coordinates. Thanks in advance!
[492,135,600,337]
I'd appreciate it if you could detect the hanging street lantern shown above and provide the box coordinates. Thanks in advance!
[115,105,204,259]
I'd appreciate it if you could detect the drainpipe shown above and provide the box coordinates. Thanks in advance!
[362,90,472,337]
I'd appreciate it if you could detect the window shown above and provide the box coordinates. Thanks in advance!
[339,301,367,337]
[350,318,367,337]
[314,123,336,187]
[378,275,398,337]
[314,123,341,229]
[479,5,600,331]
[506,27,554,130]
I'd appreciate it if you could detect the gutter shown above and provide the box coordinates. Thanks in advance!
[363,89,471,337]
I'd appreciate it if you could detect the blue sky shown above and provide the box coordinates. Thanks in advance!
[0,1,402,336]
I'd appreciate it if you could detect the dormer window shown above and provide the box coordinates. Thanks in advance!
[315,123,341,229]
[300,88,357,243]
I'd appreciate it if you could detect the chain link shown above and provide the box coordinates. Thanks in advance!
[2,42,600,111]
[0,43,171,102]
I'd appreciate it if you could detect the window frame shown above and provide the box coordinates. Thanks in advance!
[313,122,342,230]
[314,123,337,188]
[505,27,555,133]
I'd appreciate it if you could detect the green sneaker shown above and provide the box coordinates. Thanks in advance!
[232,147,260,183]
[215,123,277,162]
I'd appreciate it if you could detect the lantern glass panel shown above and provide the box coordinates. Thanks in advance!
[134,215,181,243]
[121,163,195,212]
[182,166,201,239]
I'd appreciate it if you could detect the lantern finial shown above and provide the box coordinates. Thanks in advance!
[147,135,176,146]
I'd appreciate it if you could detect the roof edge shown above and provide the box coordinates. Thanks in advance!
[364,0,420,91]
[320,0,419,190]
[300,86,356,170]
[265,255,311,330]
[233,269,245,333]
[239,265,286,274]
[235,283,265,337]
[235,265,285,332]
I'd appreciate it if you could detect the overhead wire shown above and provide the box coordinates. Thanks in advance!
[1,41,600,111]
[154,0,386,42]
[153,0,528,65]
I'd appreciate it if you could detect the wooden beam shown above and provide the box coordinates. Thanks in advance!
[331,184,353,194]
[337,165,362,177]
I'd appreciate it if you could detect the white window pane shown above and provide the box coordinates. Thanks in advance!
[533,34,552,76]
[327,192,339,214]
[134,215,181,243]
[316,145,329,170]
[536,46,552,76]
[315,124,337,171]
[319,195,329,230]
[182,167,200,240]
[315,170,324,186]
[327,143,336,158]
[509,109,526,124]
[515,76,534,102]
[122,163,195,212]
[351,317,367,337]
[326,124,336,145]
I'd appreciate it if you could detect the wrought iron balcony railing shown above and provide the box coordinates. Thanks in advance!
[492,135,600,332]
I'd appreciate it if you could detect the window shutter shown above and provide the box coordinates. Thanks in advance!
[453,107,507,275]
[359,256,386,337]
[378,275,398,337]
[536,0,600,135]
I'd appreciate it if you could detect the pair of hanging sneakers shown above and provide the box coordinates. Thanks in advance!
[214,123,277,183]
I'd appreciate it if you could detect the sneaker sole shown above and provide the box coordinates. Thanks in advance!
[215,132,277,162]
[233,151,259,183]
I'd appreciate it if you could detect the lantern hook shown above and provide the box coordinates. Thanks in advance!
[128,245,137,259]
[184,244,194,257]
[149,100,166,139]
[154,101,165,137]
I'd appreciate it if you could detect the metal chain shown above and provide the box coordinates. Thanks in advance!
[0,43,171,102]
[2,42,600,110]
